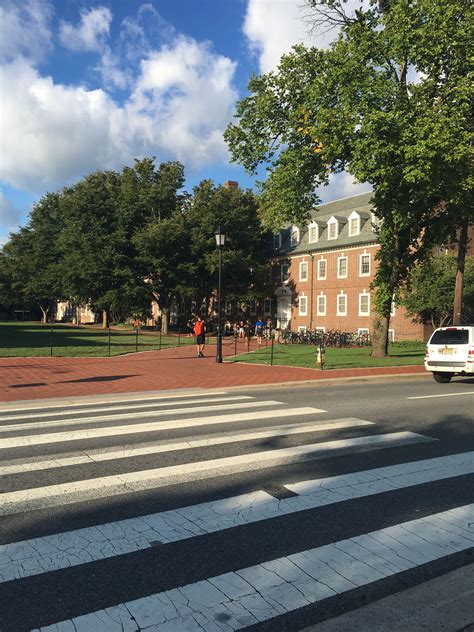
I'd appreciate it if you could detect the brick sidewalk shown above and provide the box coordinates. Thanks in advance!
[0,343,426,403]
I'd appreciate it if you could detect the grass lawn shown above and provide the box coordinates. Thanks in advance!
[0,322,194,357]
[226,341,425,370]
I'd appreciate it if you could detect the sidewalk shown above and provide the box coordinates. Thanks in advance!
[0,343,427,403]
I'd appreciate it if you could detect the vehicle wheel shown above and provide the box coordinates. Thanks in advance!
[433,372,453,383]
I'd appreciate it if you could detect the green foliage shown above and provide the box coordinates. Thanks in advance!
[401,255,474,327]
[225,0,472,352]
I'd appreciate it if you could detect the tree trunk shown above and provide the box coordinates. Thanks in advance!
[371,311,390,357]
[452,217,469,325]
[161,306,170,335]
[40,306,49,324]
[102,309,108,329]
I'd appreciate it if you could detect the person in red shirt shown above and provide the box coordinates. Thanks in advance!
[193,317,206,357]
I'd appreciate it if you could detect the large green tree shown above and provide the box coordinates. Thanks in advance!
[225,0,472,355]
[1,193,64,322]
[402,254,474,328]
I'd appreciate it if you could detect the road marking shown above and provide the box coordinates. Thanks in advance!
[407,392,474,400]
[0,407,324,449]
[0,395,254,423]
[0,391,230,414]
[0,432,433,515]
[30,504,474,631]
[2,452,472,583]
[0,418,374,475]
[0,400,286,432]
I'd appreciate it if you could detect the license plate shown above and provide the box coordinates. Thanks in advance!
[440,348,454,355]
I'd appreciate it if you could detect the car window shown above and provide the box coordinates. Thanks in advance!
[430,329,469,345]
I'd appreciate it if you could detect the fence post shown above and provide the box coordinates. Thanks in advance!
[108,326,111,356]
[50,327,54,357]
[270,335,274,365]
[135,327,139,353]
[159,327,162,350]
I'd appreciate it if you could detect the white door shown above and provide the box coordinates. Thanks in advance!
[277,297,291,330]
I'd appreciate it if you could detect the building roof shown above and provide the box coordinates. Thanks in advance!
[277,191,377,255]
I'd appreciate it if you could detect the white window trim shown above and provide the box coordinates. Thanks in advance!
[388,328,395,342]
[358,291,370,316]
[316,326,326,333]
[337,292,347,316]
[299,260,308,282]
[358,328,370,335]
[273,233,282,250]
[298,326,307,332]
[359,252,371,277]
[280,263,289,283]
[299,293,308,316]
[317,293,326,316]
[337,255,348,279]
[327,218,338,240]
[317,258,327,280]
[290,226,300,247]
[308,222,318,244]
[390,300,396,317]
[348,212,360,236]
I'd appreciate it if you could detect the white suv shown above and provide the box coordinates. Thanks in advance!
[424,325,474,383]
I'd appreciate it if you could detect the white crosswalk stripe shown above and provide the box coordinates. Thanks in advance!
[1,391,472,632]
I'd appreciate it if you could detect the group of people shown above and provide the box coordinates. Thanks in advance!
[192,316,273,357]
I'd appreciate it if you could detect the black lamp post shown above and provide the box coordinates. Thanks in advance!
[215,226,226,363]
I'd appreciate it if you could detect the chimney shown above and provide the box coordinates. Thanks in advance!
[224,180,239,189]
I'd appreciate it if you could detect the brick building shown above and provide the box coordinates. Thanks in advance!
[271,192,433,341]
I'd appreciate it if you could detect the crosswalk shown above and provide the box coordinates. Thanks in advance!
[1,390,473,631]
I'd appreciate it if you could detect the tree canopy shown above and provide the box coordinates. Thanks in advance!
[225,0,472,355]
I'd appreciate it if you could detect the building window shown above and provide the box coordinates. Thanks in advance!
[337,256,348,278]
[299,261,308,282]
[359,291,370,316]
[250,300,257,316]
[358,328,369,335]
[317,294,326,316]
[316,326,326,333]
[264,298,272,315]
[281,263,289,283]
[290,226,300,247]
[388,329,395,342]
[390,299,396,317]
[299,294,308,316]
[349,214,360,236]
[317,259,327,280]
[298,326,307,333]
[360,253,371,276]
[337,292,347,316]
[273,233,282,250]
[308,223,318,244]
[328,219,338,240]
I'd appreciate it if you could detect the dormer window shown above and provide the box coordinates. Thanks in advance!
[327,217,339,240]
[290,226,300,247]
[273,233,282,250]
[348,211,360,236]
[308,222,318,244]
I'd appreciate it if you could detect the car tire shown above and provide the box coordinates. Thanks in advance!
[433,372,453,383]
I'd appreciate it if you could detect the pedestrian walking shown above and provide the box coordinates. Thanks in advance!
[193,317,206,357]
[255,317,265,347]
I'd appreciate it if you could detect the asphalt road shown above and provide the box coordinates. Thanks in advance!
[1,375,473,631]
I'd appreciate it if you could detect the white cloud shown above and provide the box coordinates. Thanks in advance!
[0,0,53,64]
[0,36,238,192]
[243,0,370,73]
[59,6,112,53]
[317,172,372,204]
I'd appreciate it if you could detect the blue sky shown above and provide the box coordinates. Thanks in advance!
[0,0,370,245]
